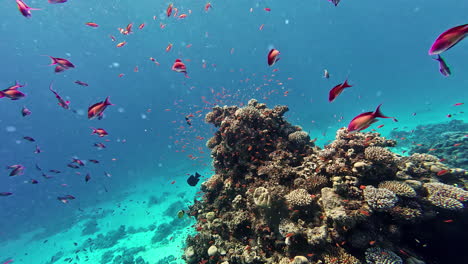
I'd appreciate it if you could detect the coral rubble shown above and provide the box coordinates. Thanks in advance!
[184,100,468,264]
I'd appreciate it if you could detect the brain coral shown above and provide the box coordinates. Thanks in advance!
[365,247,402,264]
[364,146,395,163]
[363,186,398,211]
[378,181,416,198]
[285,189,313,207]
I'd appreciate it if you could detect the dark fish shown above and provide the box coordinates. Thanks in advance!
[0,192,13,196]
[187,172,201,186]
[49,82,70,110]
[49,169,61,174]
[34,145,42,154]
[8,165,24,176]
[104,171,112,178]
[433,55,451,77]
[23,136,35,142]
[88,159,99,164]
[42,172,53,179]
[85,173,91,182]
[185,116,192,126]
[35,163,42,171]
[30,179,39,184]
[74,80,88,86]
[72,159,85,166]
[328,0,340,6]
[67,163,80,169]
[94,143,106,149]
[21,106,31,117]
[57,194,75,203]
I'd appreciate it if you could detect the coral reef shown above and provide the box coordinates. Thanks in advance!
[184,100,468,264]
[390,119,467,169]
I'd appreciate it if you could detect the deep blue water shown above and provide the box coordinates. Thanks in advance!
[0,0,467,259]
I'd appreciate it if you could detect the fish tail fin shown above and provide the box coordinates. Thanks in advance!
[343,79,352,88]
[105,96,114,106]
[0,91,4,98]
[373,104,397,121]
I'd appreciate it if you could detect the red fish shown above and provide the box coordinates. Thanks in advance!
[21,106,31,117]
[138,23,145,30]
[205,2,212,12]
[75,80,89,86]
[167,3,173,17]
[0,81,26,100]
[49,82,70,109]
[16,0,40,18]
[429,24,468,55]
[433,55,451,77]
[72,158,85,166]
[267,49,280,66]
[329,79,352,102]
[348,104,397,132]
[85,22,99,27]
[88,97,113,120]
[454,103,464,106]
[45,56,75,73]
[172,59,188,77]
[91,127,108,137]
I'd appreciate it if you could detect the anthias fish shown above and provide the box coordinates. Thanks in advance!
[88,97,113,119]
[429,24,468,55]
[49,82,70,109]
[172,59,188,77]
[433,55,451,77]
[348,104,397,132]
[267,49,280,66]
[329,79,352,102]
[16,0,40,18]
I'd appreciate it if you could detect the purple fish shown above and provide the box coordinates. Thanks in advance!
[7,165,24,176]
[21,106,31,117]
[49,82,70,110]
[23,136,35,142]
[0,192,13,197]
[433,55,451,77]
[328,0,340,6]
[48,0,68,3]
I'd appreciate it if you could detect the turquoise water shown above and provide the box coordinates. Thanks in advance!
[0,1,467,263]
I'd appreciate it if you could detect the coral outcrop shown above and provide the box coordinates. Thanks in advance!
[184,100,468,264]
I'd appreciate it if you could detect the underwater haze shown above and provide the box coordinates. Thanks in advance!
[0,0,467,264]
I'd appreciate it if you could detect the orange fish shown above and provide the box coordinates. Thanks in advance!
[166,43,173,52]
[0,81,26,100]
[329,79,352,102]
[166,3,173,17]
[178,14,187,19]
[429,24,468,55]
[259,24,264,30]
[116,41,127,48]
[91,128,108,137]
[437,169,450,176]
[45,56,75,72]
[85,22,99,27]
[172,59,188,77]
[348,104,397,132]
[267,49,280,66]
[88,97,114,120]
[138,23,145,29]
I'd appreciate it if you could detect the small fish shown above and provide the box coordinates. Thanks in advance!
[454,103,464,106]
[91,127,108,137]
[187,172,201,186]
[104,171,112,178]
[94,143,106,149]
[74,80,89,86]
[185,116,192,126]
[85,22,99,27]
[267,49,280,66]
[0,81,26,100]
[21,106,31,117]
[323,69,330,79]
[177,210,185,219]
[329,79,352,102]
[172,59,188,77]
[166,3,173,17]
[264,7,271,12]
[8,165,25,176]
[429,24,468,55]
[88,159,99,164]
[49,169,61,174]
[45,56,75,71]
[30,179,39,184]
[34,145,42,154]
[57,194,75,203]
[437,169,450,176]
[67,163,80,169]
[23,136,35,142]
[88,97,113,120]
[433,55,451,76]
[348,104,398,132]
[35,163,42,171]
[0,192,13,197]
[85,173,91,182]
[116,41,127,48]
[49,82,70,109]
[16,0,40,18]
[204,2,212,12]
[48,0,68,3]
[138,23,145,30]
[72,159,85,166]
[328,0,340,6]
[166,43,173,52]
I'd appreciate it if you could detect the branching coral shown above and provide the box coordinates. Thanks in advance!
[285,189,313,207]
[365,247,402,264]
[363,186,398,211]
